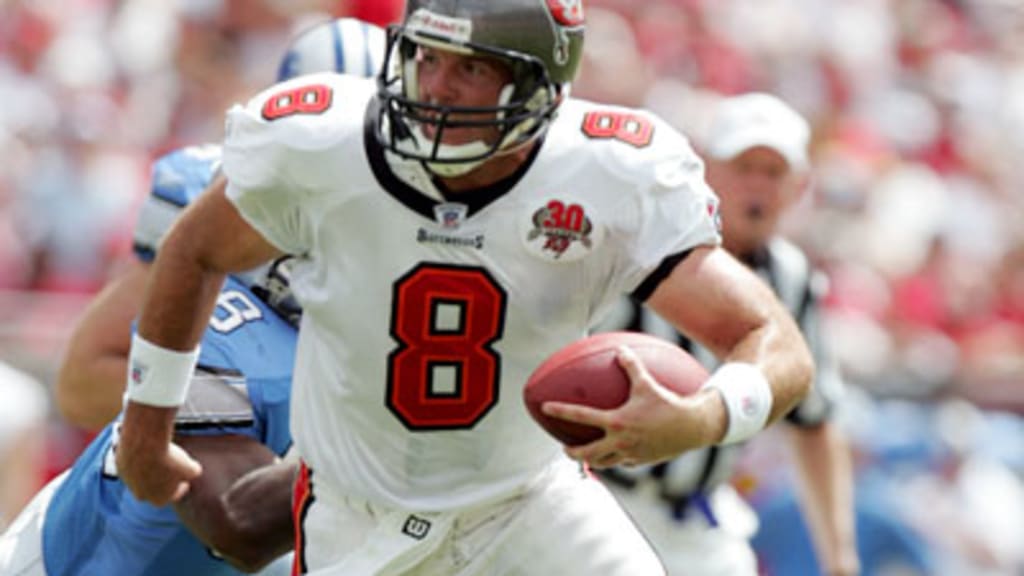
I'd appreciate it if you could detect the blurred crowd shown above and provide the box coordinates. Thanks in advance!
[0,0,400,295]
[0,0,1022,574]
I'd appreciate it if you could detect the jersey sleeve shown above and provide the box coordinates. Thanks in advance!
[132,145,221,262]
[608,116,722,298]
[222,73,370,256]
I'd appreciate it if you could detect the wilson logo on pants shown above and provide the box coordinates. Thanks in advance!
[402,515,432,540]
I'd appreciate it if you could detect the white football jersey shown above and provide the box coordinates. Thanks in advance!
[222,73,721,511]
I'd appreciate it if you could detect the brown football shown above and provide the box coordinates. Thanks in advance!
[523,331,709,446]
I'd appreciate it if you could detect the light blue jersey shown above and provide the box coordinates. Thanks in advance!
[41,276,296,576]
[40,148,297,575]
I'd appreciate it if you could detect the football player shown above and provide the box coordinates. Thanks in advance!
[0,18,385,576]
[116,2,815,574]
[0,254,299,576]
[595,93,860,576]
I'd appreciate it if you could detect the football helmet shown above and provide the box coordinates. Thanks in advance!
[248,257,302,327]
[376,0,585,177]
[277,17,387,81]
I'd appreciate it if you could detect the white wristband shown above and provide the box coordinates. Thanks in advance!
[124,333,200,407]
[701,362,773,445]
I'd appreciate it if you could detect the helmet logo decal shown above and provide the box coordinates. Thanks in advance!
[522,199,601,262]
[407,9,473,43]
[546,0,585,27]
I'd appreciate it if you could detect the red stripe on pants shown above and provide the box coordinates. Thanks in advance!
[292,462,314,575]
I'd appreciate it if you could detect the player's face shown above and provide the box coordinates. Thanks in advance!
[414,45,514,146]
[706,146,803,256]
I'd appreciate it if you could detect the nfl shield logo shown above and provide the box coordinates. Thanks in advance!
[434,202,468,230]
[130,361,148,387]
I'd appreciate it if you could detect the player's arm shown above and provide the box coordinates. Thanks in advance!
[787,423,860,576]
[56,261,150,430]
[116,175,284,506]
[173,435,295,573]
[644,245,814,454]
[785,273,860,576]
[649,245,812,424]
[550,245,813,466]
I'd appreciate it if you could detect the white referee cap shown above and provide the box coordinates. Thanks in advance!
[705,92,811,170]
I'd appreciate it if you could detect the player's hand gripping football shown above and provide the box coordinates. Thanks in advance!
[541,346,727,469]
[116,402,203,506]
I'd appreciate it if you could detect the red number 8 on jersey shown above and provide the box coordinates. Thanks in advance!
[261,84,333,121]
[388,264,507,430]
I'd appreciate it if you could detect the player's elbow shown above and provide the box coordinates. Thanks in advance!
[54,388,92,429]
[55,359,128,430]
[761,325,816,425]
[785,337,816,416]
[53,371,108,431]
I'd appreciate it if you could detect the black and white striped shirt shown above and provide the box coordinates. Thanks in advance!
[594,238,844,510]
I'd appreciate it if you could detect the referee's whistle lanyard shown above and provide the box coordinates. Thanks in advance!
[667,491,719,528]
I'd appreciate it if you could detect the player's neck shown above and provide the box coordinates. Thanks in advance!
[436,143,537,194]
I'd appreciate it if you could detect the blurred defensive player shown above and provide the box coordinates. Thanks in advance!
[0,251,299,575]
[0,18,386,576]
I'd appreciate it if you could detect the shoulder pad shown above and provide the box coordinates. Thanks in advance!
[229,73,373,152]
[222,73,374,193]
[552,98,702,189]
